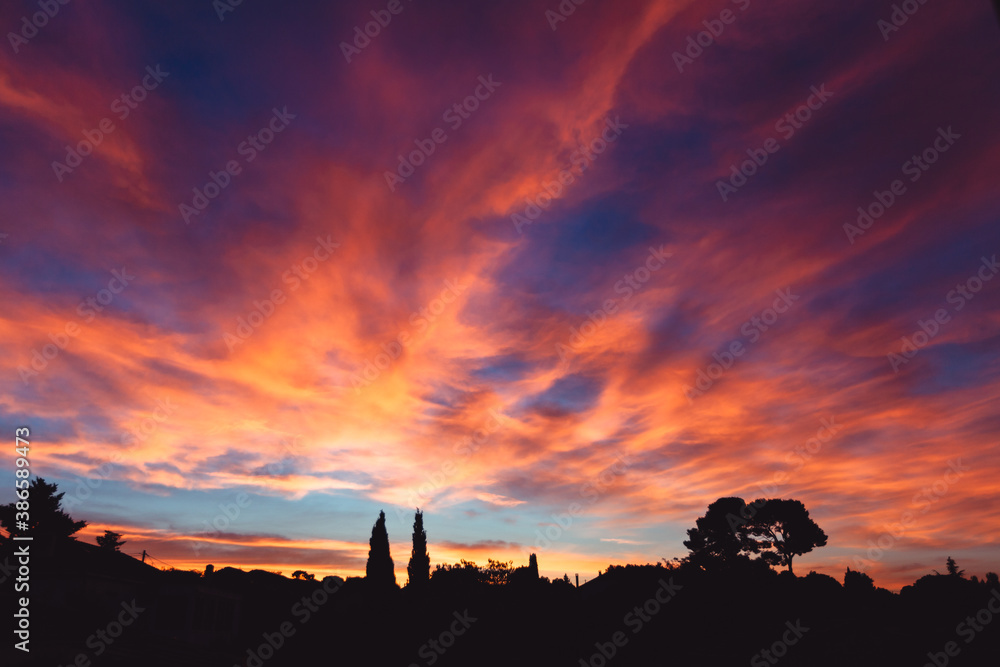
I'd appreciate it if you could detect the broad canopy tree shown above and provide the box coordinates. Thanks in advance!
[747,499,828,574]
[684,497,827,574]
[682,497,755,568]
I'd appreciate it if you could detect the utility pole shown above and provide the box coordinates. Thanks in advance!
[575,573,579,587]
[141,550,147,563]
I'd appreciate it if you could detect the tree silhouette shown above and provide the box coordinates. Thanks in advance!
[945,556,965,578]
[683,497,756,568]
[510,553,541,587]
[747,498,827,574]
[684,497,827,574]
[552,574,573,589]
[432,559,483,588]
[366,510,396,587]
[407,509,430,590]
[844,567,875,592]
[291,570,315,580]
[0,477,86,543]
[96,529,126,551]
[483,559,513,586]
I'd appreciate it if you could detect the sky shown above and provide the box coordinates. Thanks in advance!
[1,0,998,591]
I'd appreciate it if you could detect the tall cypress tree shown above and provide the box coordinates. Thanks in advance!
[366,510,396,587]
[407,509,430,590]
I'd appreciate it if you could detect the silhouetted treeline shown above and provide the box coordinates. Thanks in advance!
[2,485,998,666]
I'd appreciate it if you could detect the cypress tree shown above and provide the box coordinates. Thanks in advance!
[366,510,396,587]
[407,509,430,589]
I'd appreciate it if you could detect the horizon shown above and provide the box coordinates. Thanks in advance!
[3,0,999,599]
[64,500,990,594]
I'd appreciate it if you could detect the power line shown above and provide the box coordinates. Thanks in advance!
[139,552,176,570]
[148,556,173,568]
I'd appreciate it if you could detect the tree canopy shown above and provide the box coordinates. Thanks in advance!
[682,497,755,568]
[0,477,86,543]
[747,498,828,574]
[684,497,827,573]
[97,530,126,551]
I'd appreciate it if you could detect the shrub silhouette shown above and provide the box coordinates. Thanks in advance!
[844,567,875,592]
[483,558,513,586]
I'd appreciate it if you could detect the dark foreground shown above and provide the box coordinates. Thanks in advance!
[5,542,999,667]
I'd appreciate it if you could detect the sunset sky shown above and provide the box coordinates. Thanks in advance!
[2,0,998,591]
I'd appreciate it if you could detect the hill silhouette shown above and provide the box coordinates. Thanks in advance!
[2,485,998,666]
